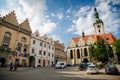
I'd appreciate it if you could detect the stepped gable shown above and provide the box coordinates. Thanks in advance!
[3,10,18,26]
[72,34,97,45]
[19,19,32,32]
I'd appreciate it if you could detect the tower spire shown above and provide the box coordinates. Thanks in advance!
[82,30,85,37]
[93,7,103,25]
[93,7,105,35]
[94,7,99,18]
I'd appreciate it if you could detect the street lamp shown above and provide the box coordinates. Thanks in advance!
[34,54,36,68]
[104,38,110,62]
[113,47,118,64]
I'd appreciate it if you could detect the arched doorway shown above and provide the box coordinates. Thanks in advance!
[0,57,6,67]
[83,58,89,63]
[43,60,46,67]
[29,56,35,67]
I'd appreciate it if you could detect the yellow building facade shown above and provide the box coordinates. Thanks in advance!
[0,11,32,67]
[54,40,66,64]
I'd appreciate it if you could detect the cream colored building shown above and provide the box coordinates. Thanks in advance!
[66,8,116,65]
[30,31,54,67]
[54,40,66,64]
[0,11,32,67]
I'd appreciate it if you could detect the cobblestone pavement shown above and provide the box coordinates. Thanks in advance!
[0,65,120,80]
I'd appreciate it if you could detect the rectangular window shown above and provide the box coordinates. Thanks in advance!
[33,40,35,44]
[44,51,46,56]
[44,44,46,47]
[52,47,54,50]
[48,53,50,56]
[40,42,42,46]
[49,45,50,49]
[39,50,42,55]
[38,59,41,63]
[32,49,34,53]
[52,54,54,57]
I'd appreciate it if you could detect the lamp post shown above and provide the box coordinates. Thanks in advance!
[106,44,110,62]
[104,38,110,62]
[34,54,36,68]
[113,47,118,64]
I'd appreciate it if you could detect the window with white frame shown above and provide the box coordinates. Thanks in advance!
[32,48,34,53]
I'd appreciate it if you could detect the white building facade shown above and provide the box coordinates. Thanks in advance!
[30,31,54,67]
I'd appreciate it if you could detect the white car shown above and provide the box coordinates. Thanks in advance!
[87,65,99,74]
[55,62,67,69]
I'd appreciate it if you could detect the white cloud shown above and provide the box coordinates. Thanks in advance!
[0,0,56,35]
[39,21,56,35]
[51,35,63,43]
[51,11,64,20]
[56,12,63,20]
[67,8,72,14]
[67,0,120,36]
[67,6,94,35]
[51,13,56,17]
[111,0,120,5]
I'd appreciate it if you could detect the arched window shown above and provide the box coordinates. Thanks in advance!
[84,48,88,56]
[2,32,11,47]
[77,49,80,58]
[81,49,83,57]
[21,37,26,43]
[70,50,73,59]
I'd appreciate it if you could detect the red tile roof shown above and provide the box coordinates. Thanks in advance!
[96,33,116,44]
[72,33,116,45]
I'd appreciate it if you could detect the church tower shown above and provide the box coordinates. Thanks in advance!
[93,8,105,35]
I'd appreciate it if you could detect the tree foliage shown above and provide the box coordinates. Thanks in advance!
[112,39,120,62]
[89,39,113,63]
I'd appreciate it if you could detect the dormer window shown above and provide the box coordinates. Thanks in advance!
[36,34,38,37]
[106,38,109,40]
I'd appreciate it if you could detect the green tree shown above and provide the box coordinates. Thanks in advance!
[112,39,120,62]
[89,39,113,63]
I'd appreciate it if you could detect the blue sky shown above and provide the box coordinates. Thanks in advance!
[0,0,120,49]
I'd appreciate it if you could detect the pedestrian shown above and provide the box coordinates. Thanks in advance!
[9,63,13,71]
[12,63,17,71]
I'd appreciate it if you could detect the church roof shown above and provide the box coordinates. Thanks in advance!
[72,33,116,45]
[96,33,116,44]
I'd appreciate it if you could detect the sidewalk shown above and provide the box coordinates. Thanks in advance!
[116,64,120,71]
[0,67,35,72]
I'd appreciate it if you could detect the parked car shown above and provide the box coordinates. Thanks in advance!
[105,64,119,75]
[78,63,91,71]
[55,62,67,69]
[87,64,99,74]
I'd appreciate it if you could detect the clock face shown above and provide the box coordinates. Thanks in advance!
[97,25,101,28]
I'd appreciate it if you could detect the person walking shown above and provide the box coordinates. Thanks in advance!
[9,63,13,71]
